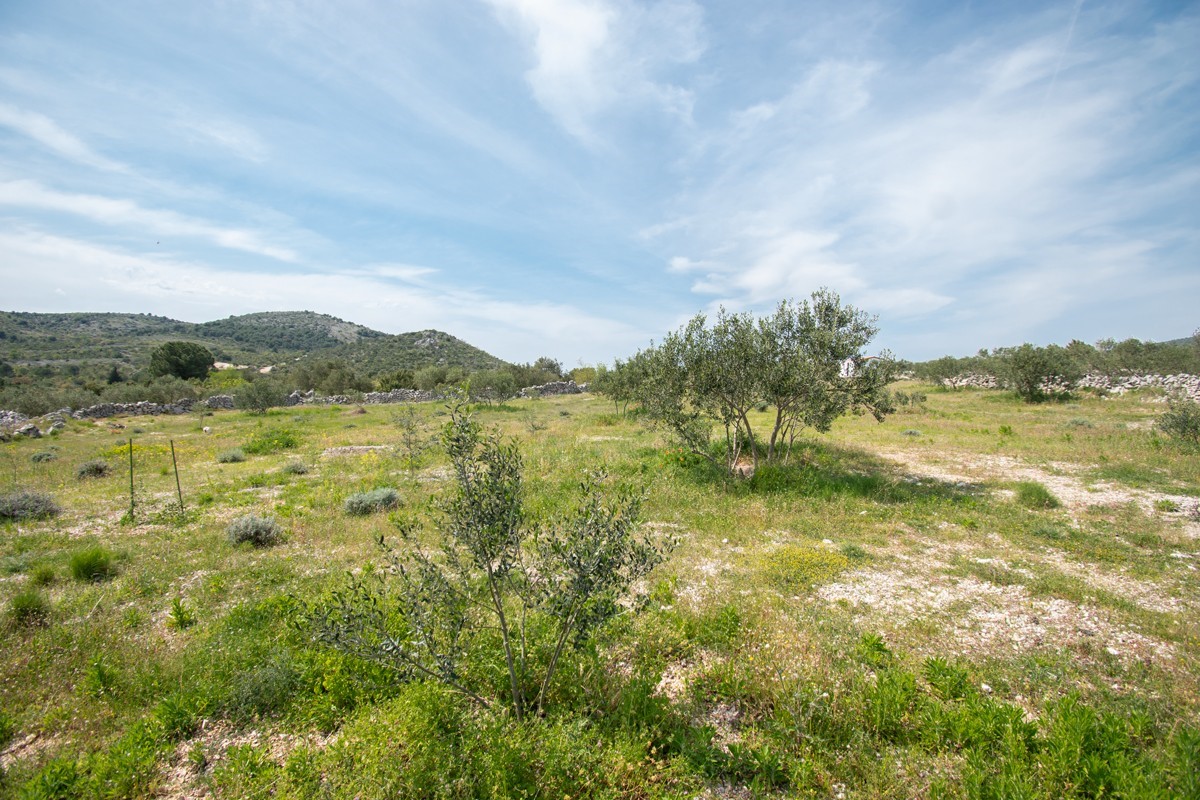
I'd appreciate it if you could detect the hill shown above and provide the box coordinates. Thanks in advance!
[0,310,508,386]
[330,329,506,376]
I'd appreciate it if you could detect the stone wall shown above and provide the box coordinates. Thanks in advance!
[941,372,1200,402]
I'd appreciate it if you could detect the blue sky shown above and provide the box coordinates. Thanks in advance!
[0,0,1196,366]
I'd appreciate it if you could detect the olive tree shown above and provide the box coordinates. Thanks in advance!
[627,289,895,472]
[304,394,670,719]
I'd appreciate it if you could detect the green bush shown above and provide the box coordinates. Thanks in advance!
[9,588,51,627]
[235,379,287,414]
[0,490,60,521]
[343,487,401,516]
[149,340,213,380]
[1157,399,1200,446]
[227,515,285,547]
[75,459,111,479]
[217,448,246,464]
[243,428,299,455]
[282,460,309,475]
[1014,481,1061,509]
[70,546,117,582]
[30,450,58,463]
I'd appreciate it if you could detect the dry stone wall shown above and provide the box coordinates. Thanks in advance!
[942,372,1200,402]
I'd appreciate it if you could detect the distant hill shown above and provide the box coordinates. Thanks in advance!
[195,311,386,353]
[330,329,506,376]
[0,310,506,376]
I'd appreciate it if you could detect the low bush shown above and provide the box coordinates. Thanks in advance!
[8,588,51,627]
[75,459,111,479]
[217,448,246,464]
[243,428,299,455]
[1157,398,1200,447]
[343,487,401,516]
[227,515,285,547]
[70,546,117,582]
[282,460,309,475]
[763,545,850,591]
[30,450,58,463]
[0,490,60,521]
[1015,481,1061,509]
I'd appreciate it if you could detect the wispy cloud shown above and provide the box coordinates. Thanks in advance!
[0,102,128,172]
[0,229,645,363]
[0,180,299,262]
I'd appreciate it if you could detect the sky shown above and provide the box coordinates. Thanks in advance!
[0,0,1196,366]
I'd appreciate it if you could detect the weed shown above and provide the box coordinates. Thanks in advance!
[227,514,285,547]
[282,459,309,475]
[1155,499,1180,513]
[216,448,246,463]
[75,458,112,479]
[855,632,894,668]
[0,709,14,749]
[343,487,401,516]
[902,429,922,436]
[999,425,1015,436]
[763,545,850,591]
[243,427,300,455]
[30,450,57,463]
[1014,481,1060,509]
[1066,417,1094,428]
[0,490,60,521]
[69,546,117,582]
[8,588,51,627]
[168,597,196,630]
[82,657,121,698]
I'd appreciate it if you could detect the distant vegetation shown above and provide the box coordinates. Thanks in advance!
[0,310,566,416]
[908,332,1200,388]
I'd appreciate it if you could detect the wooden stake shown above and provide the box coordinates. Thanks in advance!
[128,437,135,521]
[170,440,183,512]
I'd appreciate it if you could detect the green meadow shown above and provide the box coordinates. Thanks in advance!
[1,385,1198,798]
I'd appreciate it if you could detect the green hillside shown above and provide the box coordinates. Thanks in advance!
[0,311,504,373]
[330,329,507,376]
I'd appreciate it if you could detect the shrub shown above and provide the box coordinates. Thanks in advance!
[227,515,285,547]
[343,488,401,516]
[282,460,309,475]
[70,546,117,582]
[149,340,214,380]
[996,343,1081,402]
[0,490,60,521]
[235,379,287,414]
[1157,399,1200,447]
[30,450,58,463]
[217,448,246,464]
[76,459,111,479]
[1014,481,1061,509]
[243,428,299,455]
[9,588,51,627]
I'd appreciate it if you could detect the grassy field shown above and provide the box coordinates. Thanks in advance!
[1,385,1198,798]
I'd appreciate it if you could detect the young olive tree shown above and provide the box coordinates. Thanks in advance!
[304,394,670,720]
[629,289,895,472]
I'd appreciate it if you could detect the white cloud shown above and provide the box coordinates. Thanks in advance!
[0,230,643,364]
[0,179,299,262]
[0,102,128,172]
[486,0,705,143]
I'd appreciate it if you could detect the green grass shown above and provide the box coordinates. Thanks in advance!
[0,389,1197,798]
[68,546,117,582]
[1014,480,1061,509]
